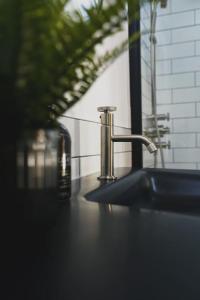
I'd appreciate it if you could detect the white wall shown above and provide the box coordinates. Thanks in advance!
[156,0,200,170]
[59,1,132,179]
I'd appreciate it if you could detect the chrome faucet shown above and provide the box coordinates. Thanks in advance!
[97,106,157,180]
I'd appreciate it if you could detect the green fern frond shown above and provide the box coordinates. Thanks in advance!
[0,0,144,134]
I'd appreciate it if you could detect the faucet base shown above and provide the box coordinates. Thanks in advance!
[97,175,117,181]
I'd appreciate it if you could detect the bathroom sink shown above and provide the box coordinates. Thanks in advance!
[86,168,200,215]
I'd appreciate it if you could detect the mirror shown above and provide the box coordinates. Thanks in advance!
[140,0,200,170]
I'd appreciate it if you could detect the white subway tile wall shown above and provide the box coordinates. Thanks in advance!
[196,41,200,55]
[174,148,200,163]
[156,11,195,31]
[171,0,200,13]
[157,73,195,90]
[157,90,172,104]
[157,42,195,60]
[172,56,200,73]
[196,71,200,85]
[157,60,171,75]
[173,87,200,103]
[197,103,200,115]
[173,118,200,133]
[169,133,196,148]
[196,9,200,24]
[142,0,200,169]
[156,30,172,46]
[157,103,196,118]
[71,152,132,180]
[161,163,197,169]
[172,25,200,43]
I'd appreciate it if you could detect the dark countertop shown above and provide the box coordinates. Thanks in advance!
[3,168,200,300]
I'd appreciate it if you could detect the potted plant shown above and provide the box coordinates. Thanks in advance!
[0,0,141,210]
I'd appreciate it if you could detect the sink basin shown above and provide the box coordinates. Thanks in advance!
[86,168,200,215]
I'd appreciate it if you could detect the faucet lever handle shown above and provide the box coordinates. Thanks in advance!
[97,106,117,113]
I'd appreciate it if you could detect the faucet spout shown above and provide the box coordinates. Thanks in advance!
[111,135,157,153]
[97,106,157,180]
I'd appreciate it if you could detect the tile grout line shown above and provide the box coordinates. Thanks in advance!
[61,115,132,131]
[72,151,132,159]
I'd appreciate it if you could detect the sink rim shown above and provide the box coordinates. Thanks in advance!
[85,168,200,215]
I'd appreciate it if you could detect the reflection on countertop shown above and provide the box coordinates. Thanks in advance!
[2,167,200,300]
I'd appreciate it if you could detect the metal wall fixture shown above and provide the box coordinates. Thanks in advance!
[148,0,169,168]
[160,0,168,8]
[144,114,171,153]
[144,124,170,138]
[97,106,157,180]
[146,113,170,122]
[155,141,171,149]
